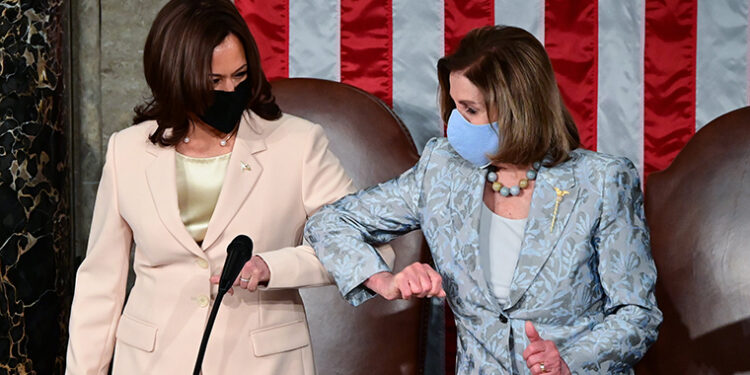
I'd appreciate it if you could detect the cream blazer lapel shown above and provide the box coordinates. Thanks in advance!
[201,112,266,250]
[145,141,204,258]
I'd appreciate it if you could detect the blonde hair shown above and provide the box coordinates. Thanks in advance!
[437,25,580,166]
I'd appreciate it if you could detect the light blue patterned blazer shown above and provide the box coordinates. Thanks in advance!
[304,138,662,374]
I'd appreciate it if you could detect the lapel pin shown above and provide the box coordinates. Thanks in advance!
[550,187,570,232]
[240,161,251,171]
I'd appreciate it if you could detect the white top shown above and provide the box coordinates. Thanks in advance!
[479,203,527,305]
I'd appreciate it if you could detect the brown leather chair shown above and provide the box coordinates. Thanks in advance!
[271,78,431,375]
[637,107,750,374]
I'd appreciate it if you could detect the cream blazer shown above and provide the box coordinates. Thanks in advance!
[66,112,372,374]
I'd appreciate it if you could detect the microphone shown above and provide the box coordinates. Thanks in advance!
[218,235,254,294]
[193,235,253,375]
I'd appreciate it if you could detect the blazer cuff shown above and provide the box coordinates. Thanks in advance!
[254,247,332,290]
[254,251,282,289]
[337,254,391,307]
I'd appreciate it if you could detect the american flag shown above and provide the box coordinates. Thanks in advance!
[235,0,749,182]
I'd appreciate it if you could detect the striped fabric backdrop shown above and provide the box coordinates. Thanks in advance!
[236,0,750,181]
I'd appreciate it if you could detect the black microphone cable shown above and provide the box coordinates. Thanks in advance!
[193,235,253,375]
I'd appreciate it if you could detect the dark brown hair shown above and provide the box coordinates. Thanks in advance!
[438,25,580,166]
[134,0,281,146]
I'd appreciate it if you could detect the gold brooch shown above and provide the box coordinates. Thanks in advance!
[240,161,251,171]
[550,187,570,232]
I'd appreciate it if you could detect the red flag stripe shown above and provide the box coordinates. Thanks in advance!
[235,0,289,81]
[644,0,697,178]
[340,0,393,106]
[544,0,599,151]
[444,0,495,56]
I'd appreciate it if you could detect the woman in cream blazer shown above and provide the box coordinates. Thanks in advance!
[66,113,354,374]
[65,0,371,373]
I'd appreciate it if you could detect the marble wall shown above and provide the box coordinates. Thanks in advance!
[0,0,71,373]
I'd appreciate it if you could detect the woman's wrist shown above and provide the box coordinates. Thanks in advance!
[364,271,392,290]
[363,271,399,299]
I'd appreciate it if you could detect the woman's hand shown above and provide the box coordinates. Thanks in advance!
[364,262,446,300]
[523,321,571,375]
[209,255,271,294]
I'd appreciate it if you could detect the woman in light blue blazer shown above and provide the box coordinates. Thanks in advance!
[304,26,662,375]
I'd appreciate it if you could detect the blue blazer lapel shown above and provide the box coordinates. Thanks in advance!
[449,165,502,309]
[507,160,580,308]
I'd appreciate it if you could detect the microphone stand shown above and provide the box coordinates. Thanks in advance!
[193,291,227,375]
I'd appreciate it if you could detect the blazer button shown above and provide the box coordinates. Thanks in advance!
[195,258,208,269]
[197,295,209,308]
[499,315,508,324]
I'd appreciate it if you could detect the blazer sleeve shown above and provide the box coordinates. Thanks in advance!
[256,124,398,289]
[66,133,132,375]
[303,138,438,306]
[560,158,663,373]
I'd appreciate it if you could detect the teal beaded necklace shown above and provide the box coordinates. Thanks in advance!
[486,161,541,197]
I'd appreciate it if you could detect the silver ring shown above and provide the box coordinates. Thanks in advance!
[240,277,251,283]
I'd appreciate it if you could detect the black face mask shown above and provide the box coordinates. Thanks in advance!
[199,79,252,134]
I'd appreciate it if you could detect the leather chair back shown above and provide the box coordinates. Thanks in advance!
[271,78,430,375]
[637,107,750,374]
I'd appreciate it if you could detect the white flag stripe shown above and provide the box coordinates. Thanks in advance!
[392,0,444,150]
[494,0,545,43]
[597,0,646,178]
[288,0,340,81]
[696,0,749,130]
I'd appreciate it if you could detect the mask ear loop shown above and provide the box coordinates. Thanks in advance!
[489,122,500,135]
[483,121,501,168]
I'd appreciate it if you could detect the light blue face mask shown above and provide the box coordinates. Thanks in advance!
[446,108,500,167]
